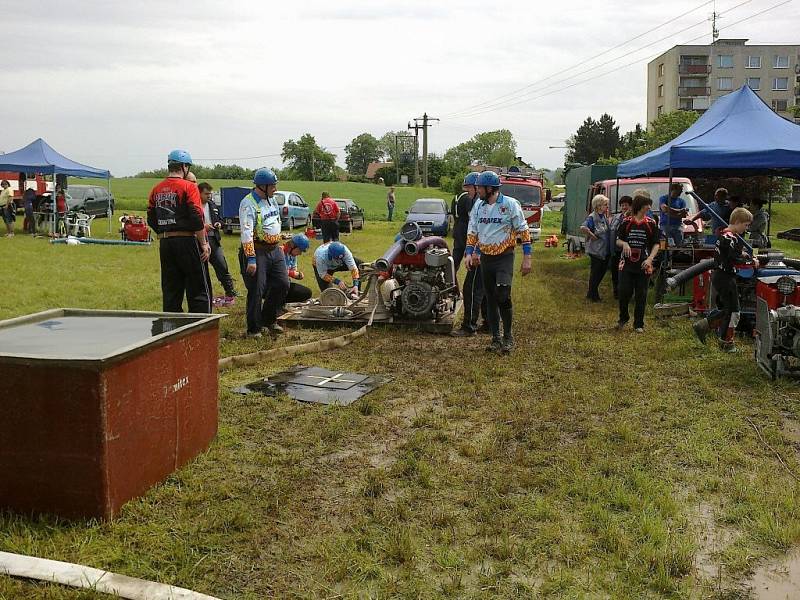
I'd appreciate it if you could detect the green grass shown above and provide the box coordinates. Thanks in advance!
[87,178,451,221]
[1,203,800,598]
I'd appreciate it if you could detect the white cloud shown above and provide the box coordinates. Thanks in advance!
[2,0,797,174]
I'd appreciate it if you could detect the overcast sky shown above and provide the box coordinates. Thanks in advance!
[3,0,798,176]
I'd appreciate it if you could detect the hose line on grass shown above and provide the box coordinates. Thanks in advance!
[0,551,221,600]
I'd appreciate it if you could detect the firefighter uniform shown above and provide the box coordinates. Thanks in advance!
[466,188,531,350]
[147,176,211,313]
[238,190,289,335]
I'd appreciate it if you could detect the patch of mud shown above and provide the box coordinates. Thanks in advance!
[747,547,800,599]
[693,501,739,582]
[782,418,800,445]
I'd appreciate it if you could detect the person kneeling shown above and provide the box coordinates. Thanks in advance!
[313,241,361,297]
[282,234,313,306]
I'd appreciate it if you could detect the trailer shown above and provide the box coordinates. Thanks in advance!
[220,186,250,235]
[561,164,617,253]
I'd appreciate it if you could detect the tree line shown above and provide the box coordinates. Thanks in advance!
[134,129,525,193]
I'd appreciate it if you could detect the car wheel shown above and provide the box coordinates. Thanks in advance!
[358,218,364,230]
[347,221,353,234]
[290,217,295,229]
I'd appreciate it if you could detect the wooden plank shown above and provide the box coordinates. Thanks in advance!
[277,300,461,335]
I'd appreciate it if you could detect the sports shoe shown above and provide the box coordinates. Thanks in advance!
[246,331,262,339]
[500,337,515,354]
[692,318,709,344]
[486,338,502,353]
[450,327,476,338]
[634,327,644,334]
[478,322,492,334]
[222,296,236,306]
[720,341,738,353]
[616,320,628,330]
[265,323,284,335]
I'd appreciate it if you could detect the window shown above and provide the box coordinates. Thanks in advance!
[773,77,789,90]
[746,77,761,90]
[657,105,663,116]
[658,63,664,77]
[718,55,734,68]
[747,56,761,69]
[772,99,788,112]
[718,77,733,91]
[658,84,664,98]
[774,55,789,68]
[679,99,693,110]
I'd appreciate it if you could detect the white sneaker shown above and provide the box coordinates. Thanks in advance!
[634,327,644,333]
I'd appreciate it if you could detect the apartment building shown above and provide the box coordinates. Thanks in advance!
[647,39,799,125]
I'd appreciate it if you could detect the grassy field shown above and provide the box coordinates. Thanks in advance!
[1,200,800,599]
[89,178,451,221]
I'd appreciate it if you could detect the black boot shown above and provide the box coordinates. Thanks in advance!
[500,307,514,353]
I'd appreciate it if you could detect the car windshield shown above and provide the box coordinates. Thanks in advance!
[273,192,286,205]
[411,200,445,214]
[67,188,88,200]
[501,184,541,207]
[335,201,348,210]
[607,182,698,214]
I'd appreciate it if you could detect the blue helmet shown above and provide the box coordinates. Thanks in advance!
[463,171,480,186]
[253,168,278,186]
[328,242,346,260]
[167,149,192,165]
[291,233,310,252]
[477,171,501,187]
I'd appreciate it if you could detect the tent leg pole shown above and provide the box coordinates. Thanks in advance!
[107,177,112,235]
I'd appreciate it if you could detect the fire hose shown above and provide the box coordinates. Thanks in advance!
[665,258,716,290]
[0,551,220,600]
[218,275,381,372]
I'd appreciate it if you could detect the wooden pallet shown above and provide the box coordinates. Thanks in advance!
[277,300,462,335]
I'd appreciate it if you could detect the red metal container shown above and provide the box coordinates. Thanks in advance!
[0,309,223,520]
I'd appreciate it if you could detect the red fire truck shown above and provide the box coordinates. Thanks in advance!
[0,172,48,210]
[482,166,551,241]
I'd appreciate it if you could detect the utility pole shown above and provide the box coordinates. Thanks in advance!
[407,121,420,186]
[413,112,439,188]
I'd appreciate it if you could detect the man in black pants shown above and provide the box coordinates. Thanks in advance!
[451,172,487,337]
[198,182,237,303]
[464,171,532,354]
[238,168,290,338]
[147,149,211,313]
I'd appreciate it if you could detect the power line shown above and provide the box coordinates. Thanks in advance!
[441,0,717,119]
[444,0,778,121]
[192,145,348,163]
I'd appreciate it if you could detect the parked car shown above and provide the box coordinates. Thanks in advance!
[330,198,365,233]
[64,185,115,216]
[274,191,310,230]
[405,198,449,237]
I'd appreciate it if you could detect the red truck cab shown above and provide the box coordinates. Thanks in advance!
[484,166,550,241]
[0,172,48,210]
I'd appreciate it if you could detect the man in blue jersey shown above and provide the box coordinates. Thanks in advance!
[464,171,532,354]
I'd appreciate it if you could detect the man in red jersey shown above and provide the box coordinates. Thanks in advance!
[147,149,211,313]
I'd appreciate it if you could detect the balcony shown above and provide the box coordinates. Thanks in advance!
[679,64,712,74]
[679,86,711,97]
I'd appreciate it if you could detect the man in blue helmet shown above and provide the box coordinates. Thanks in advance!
[465,170,532,353]
[452,171,488,337]
[147,149,211,313]
[238,168,290,338]
[313,241,361,296]
[281,233,313,304]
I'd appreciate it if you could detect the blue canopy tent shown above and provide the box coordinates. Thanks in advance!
[0,138,112,234]
[618,85,800,179]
